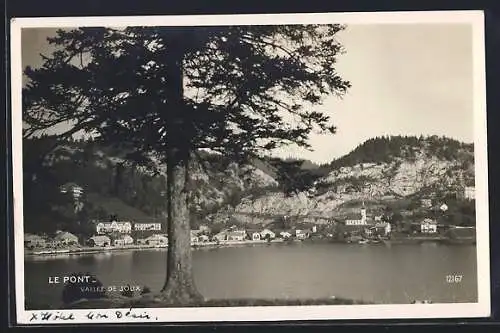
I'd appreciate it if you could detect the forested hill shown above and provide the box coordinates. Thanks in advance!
[326,135,474,170]
[22,136,278,235]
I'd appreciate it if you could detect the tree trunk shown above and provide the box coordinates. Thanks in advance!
[160,32,203,304]
[161,161,204,304]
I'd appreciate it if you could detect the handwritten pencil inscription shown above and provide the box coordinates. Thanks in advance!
[29,308,158,322]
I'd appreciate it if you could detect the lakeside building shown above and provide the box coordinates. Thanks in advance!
[260,229,276,240]
[227,230,246,241]
[24,234,47,249]
[113,235,134,246]
[88,235,111,247]
[420,218,438,233]
[54,231,79,245]
[213,231,228,242]
[345,204,368,226]
[142,234,168,246]
[247,230,262,241]
[96,221,132,234]
[280,231,292,239]
[464,186,475,200]
[190,230,200,243]
[198,234,210,242]
[60,182,84,200]
[373,222,392,236]
[295,229,309,240]
[134,223,161,232]
[213,229,247,241]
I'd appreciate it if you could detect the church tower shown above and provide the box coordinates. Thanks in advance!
[360,201,367,224]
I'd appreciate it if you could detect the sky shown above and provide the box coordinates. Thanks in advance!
[21,23,474,164]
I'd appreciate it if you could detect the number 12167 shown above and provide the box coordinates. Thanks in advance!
[446,275,463,283]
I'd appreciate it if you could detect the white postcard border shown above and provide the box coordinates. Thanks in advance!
[10,10,490,325]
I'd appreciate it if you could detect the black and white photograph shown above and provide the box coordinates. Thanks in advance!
[10,10,490,324]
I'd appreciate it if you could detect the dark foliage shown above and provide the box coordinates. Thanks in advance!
[327,135,474,170]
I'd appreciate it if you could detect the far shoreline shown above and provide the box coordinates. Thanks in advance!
[24,236,475,259]
[24,238,294,258]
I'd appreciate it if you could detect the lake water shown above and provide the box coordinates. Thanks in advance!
[24,242,478,309]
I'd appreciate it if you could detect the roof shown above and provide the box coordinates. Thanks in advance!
[54,232,78,241]
[97,221,132,226]
[228,230,246,236]
[146,234,168,240]
[90,235,111,241]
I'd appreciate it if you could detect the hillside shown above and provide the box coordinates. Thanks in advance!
[230,135,475,226]
[22,137,277,235]
[23,134,476,235]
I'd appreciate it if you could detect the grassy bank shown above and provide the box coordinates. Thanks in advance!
[61,294,372,310]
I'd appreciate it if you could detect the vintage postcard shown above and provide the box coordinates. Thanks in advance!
[10,10,490,325]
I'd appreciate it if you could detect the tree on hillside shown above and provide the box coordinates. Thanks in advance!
[23,25,350,303]
[270,158,320,196]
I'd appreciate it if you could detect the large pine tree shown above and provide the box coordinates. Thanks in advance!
[23,24,350,304]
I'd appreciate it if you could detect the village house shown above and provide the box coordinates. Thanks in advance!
[279,231,292,239]
[114,235,134,247]
[144,234,168,246]
[54,231,79,245]
[96,221,132,234]
[345,205,368,226]
[227,230,246,241]
[198,225,211,234]
[213,231,228,242]
[295,229,309,240]
[198,234,210,242]
[464,186,475,200]
[420,218,438,234]
[24,233,46,249]
[190,230,200,244]
[373,222,392,236]
[60,182,84,200]
[260,229,276,240]
[88,235,111,247]
[246,229,261,241]
[134,222,161,232]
